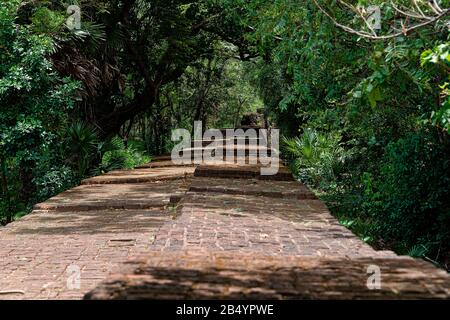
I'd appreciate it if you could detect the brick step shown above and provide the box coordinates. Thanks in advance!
[148,189,398,257]
[137,156,282,169]
[193,127,272,139]
[81,167,195,185]
[188,186,316,199]
[178,155,277,162]
[194,164,294,181]
[191,137,263,147]
[136,161,197,169]
[82,174,192,185]
[32,180,191,212]
[180,146,278,160]
[217,127,265,135]
[183,144,276,150]
[188,177,317,199]
[151,155,172,162]
[33,200,169,212]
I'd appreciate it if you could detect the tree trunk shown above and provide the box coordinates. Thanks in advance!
[1,156,12,225]
[19,160,35,205]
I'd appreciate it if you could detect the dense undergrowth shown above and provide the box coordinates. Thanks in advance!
[283,128,450,269]
[1,118,151,225]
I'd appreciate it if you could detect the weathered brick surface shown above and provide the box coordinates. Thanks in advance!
[136,160,197,169]
[85,160,449,299]
[0,166,191,300]
[2,154,449,300]
[82,167,195,185]
[181,145,278,159]
[150,192,393,258]
[189,177,317,199]
[85,251,450,300]
[0,209,169,299]
[34,179,191,212]
[194,163,294,181]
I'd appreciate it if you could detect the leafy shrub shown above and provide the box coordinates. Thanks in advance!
[421,43,450,133]
[31,7,65,34]
[0,2,78,223]
[33,165,77,202]
[98,136,151,173]
[362,129,450,260]
[64,121,99,178]
[283,129,350,188]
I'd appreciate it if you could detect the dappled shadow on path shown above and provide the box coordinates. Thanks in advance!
[3,209,170,236]
[85,252,450,300]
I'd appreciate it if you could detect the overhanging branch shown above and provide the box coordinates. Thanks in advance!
[312,0,450,40]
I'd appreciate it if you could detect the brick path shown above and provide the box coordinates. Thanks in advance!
[0,170,191,299]
[151,191,389,257]
[1,139,449,299]
[87,159,450,299]
[85,252,450,300]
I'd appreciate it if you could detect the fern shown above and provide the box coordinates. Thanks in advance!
[64,121,98,178]
[283,129,349,188]
[408,244,429,258]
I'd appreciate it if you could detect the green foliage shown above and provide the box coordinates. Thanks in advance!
[63,121,99,178]
[235,0,450,268]
[0,2,79,223]
[408,244,429,259]
[362,130,450,258]
[33,165,77,202]
[134,53,262,154]
[421,43,450,133]
[31,7,65,34]
[283,129,350,188]
[98,136,151,173]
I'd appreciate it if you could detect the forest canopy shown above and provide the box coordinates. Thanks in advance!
[1,0,449,269]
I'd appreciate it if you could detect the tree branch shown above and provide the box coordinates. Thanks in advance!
[312,0,450,40]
